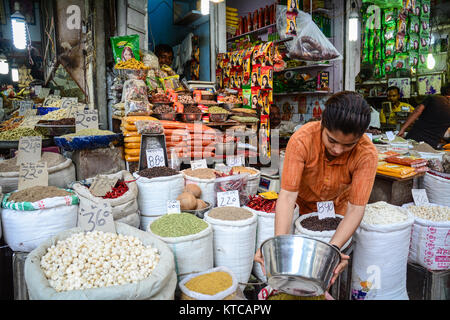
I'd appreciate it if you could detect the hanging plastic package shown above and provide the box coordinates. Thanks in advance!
[110,35,141,65]
[362,0,403,8]
[276,6,342,62]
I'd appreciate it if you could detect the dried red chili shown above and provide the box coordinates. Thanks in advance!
[247,195,276,213]
[102,180,129,199]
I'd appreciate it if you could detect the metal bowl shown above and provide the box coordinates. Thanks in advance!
[183,201,212,219]
[153,113,177,121]
[261,235,341,297]
[181,113,203,122]
[209,113,228,122]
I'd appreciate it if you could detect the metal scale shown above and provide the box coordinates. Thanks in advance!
[258,167,281,193]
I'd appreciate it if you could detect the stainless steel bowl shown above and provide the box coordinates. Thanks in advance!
[261,235,341,297]
[183,201,212,219]
[181,113,203,122]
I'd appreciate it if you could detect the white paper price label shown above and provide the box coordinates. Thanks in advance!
[19,101,34,116]
[18,162,48,190]
[38,88,51,99]
[43,95,61,107]
[217,190,240,208]
[17,136,42,165]
[317,201,336,220]
[19,116,42,129]
[191,159,208,170]
[386,131,395,142]
[76,110,99,132]
[412,189,429,206]
[78,199,116,234]
[61,97,78,109]
[34,85,42,96]
[146,148,165,168]
[167,200,181,214]
[226,155,244,167]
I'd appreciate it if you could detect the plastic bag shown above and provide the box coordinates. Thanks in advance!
[363,0,403,8]
[214,174,249,207]
[276,6,342,61]
[135,120,164,135]
[124,101,150,116]
[141,50,160,70]
[110,35,140,64]
[122,79,148,102]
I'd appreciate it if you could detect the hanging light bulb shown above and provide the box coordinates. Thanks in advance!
[201,0,210,15]
[11,2,27,50]
[348,1,359,42]
[427,52,435,70]
[11,67,19,82]
[0,54,8,75]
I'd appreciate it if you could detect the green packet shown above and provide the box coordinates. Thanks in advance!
[110,35,140,64]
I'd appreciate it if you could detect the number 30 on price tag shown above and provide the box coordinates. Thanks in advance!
[412,189,429,206]
[317,201,336,220]
[217,190,240,208]
[78,199,116,234]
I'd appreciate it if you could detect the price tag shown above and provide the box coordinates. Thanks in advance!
[217,190,240,208]
[20,116,42,129]
[78,199,116,234]
[19,101,34,116]
[43,95,61,107]
[89,176,118,197]
[191,159,208,170]
[365,133,373,141]
[61,97,78,109]
[412,189,429,206]
[226,155,244,167]
[386,131,395,142]
[76,110,99,132]
[317,201,336,220]
[38,88,51,99]
[34,85,42,96]
[167,200,181,214]
[18,162,48,190]
[17,136,42,165]
[146,148,166,168]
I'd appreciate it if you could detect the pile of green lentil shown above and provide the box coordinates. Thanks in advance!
[150,213,208,237]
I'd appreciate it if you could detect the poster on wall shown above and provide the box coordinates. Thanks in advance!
[417,75,442,96]
[388,78,411,98]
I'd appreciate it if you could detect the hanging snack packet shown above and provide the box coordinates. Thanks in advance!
[409,16,420,34]
[420,20,430,39]
[395,34,407,53]
[385,40,396,58]
[286,13,298,36]
[418,48,427,70]
[393,53,409,71]
[411,0,421,16]
[420,37,430,50]
[287,0,299,13]
[216,69,223,89]
[261,66,273,90]
[409,51,419,67]
[252,45,262,65]
[420,0,431,19]
[397,19,407,37]
[110,35,140,64]
[385,57,394,74]
[384,23,397,42]
[223,76,230,89]
[251,64,262,88]
[236,70,243,89]
[407,33,420,51]
[251,87,261,110]
[230,69,237,89]
[242,87,252,108]
[383,8,397,25]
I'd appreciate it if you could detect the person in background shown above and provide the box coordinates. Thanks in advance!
[254,92,378,293]
[155,44,174,68]
[398,83,450,149]
[380,86,414,125]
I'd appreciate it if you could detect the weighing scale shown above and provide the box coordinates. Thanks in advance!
[258,167,281,193]
[186,81,216,93]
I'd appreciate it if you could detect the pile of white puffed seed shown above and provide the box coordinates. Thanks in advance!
[40,231,160,292]
[408,205,450,222]
[362,201,409,225]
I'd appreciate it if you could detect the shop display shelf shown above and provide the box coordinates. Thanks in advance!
[227,23,277,42]
[276,63,332,73]
[274,91,333,96]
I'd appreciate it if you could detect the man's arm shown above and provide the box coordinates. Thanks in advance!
[398,104,425,137]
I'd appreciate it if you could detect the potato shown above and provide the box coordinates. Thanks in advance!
[196,199,208,210]
[177,192,197,210]
[184,184,202,199]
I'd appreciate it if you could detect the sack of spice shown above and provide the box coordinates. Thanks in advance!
[294,213,352,250]
[24,222,178,300]
[179,266,238,300]
[133,167,185,230]
[182,168,218,207]
[204,207,257,287]
[71,171,140,228]
[0,152,76,194]
[147,213,214,281]
[1,186,79,252]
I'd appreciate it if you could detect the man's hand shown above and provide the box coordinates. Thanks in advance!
[254,248,266,275]
[397,130,405,138]
[329,252,350,288]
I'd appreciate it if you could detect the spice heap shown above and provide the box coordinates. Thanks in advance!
[151,92,171,104]
[0,152,67,172]
[362,202,409,225]
[185,271,233,296]
[231,166,258,175]
[300,216,343,231]
[138,166,179,179]
[61,129,115,138]
[153,104,174,114]
[0,116,24,132]
[247,195,276,213]
[41,108,72,121]
[38,118,76,126]
[150,213,208,237]
[8,186,72,203]
[408,205,450,222]
[208,207,253,221]
[102,180,129,199]
[208,106,230,114]
[40,231,160,292]
[184,105,202,114]
[178,95,194,104]
[183,168,217,180]
[0,127,44,141]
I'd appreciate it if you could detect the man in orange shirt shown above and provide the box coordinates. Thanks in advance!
[255,91,378,289]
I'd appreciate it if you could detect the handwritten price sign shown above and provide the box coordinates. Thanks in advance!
[317,201,336,220]
[19,101,34,116]
[17,136,42,165]
[146,148,165,168]
[167,200,181,214]
[412,189,429,206]
[78,199,116,234]
[217,190,240,208]
[18,162,48,190]
[191,159,208,170]
[386,131,395,142]
[61,97,78,109]
[226,155,244,167]
[76,110,99,132]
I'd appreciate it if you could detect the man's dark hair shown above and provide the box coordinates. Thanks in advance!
[387,86,400,94]
[321,91,371,136]
[441,83,450,96]
[155,44,173,57]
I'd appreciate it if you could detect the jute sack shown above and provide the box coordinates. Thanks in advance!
[24,222,177,300]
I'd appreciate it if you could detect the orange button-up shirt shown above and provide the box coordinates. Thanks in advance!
[281,121,378,215]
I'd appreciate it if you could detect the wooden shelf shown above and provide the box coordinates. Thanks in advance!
[227,23,277,42]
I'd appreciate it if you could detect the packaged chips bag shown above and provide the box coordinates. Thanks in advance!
[420,0,431,19]
[408,33,420,51]
[111,35,140,64]
[393,53,409,72]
